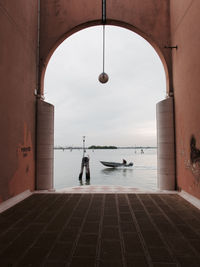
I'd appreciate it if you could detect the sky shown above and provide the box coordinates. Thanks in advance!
[44,26,166,147]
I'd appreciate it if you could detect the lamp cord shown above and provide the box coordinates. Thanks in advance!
[102,0,106,74]
[103,24,105,74]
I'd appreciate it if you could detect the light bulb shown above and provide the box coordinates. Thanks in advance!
[98,72,109,83]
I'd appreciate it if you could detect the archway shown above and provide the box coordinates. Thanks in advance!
[39,24,171,191]
[39,20,170,96]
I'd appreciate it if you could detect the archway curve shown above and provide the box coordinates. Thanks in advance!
[40,19,170,95]
[40,21,169,191]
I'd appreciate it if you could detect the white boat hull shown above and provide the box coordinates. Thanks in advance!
[100,161,133,168]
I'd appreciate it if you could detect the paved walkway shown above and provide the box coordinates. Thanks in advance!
[0,193,200,266]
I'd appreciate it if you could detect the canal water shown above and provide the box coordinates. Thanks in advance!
[54,148,157,190]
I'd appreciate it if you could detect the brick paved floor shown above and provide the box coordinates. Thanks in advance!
[0,193,200,266]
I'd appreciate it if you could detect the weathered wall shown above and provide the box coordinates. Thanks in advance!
[171,0,200,198]
[39,0,171,93]
[0,1,38,202]
[4,0,198,203]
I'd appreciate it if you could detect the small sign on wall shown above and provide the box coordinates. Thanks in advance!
[21,147,31,157]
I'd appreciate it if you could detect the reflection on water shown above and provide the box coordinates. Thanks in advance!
[79,177,90,186]
[101,167,134,177]
[54,148,157,190]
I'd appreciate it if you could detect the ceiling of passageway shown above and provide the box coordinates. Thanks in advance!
[44,26,166,147]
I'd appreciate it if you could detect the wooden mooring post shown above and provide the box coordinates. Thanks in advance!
[79,136,90,182]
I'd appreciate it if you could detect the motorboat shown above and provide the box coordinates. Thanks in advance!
[100,161,133,168]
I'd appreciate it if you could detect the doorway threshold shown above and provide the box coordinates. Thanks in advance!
[55,185,177,194]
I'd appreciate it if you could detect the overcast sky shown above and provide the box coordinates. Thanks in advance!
[44,26,166,147]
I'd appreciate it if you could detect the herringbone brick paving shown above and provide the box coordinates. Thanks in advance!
[0,193,200,266]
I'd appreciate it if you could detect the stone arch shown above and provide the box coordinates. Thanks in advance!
[39,0,172,96]
[37,0,175,191]
[40,19,170,95]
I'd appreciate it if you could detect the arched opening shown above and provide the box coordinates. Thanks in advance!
[40,20,170,95]
[42,25,168,191]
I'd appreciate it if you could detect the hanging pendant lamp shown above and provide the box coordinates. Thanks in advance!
[99,0,109,84]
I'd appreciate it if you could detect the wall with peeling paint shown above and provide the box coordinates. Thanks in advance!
[171,0,200,198]
[0,1,37,202]
[0,0,172,202]
[1,0,200,202]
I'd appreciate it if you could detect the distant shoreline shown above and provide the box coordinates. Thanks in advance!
[88,145,117,149]
[54,146,157,150]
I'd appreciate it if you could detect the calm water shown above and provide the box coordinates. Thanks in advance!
[54,148,157,190]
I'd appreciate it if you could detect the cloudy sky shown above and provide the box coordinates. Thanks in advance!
[44,26,166,147]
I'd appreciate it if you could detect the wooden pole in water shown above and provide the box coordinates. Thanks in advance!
[78,160,84,180]
[79,136,90,182]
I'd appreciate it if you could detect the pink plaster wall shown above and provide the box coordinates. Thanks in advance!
[171,0,200,198]
[0,1,38,202]
[2,0,200,203]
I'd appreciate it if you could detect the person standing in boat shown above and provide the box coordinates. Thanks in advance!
[123,159,127,165]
